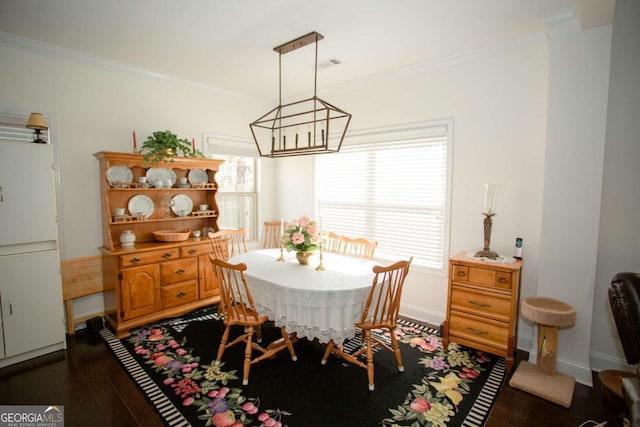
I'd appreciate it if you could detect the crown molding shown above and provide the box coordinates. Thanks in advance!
[543,8,578,31]
[1,29,548,103]
[312,32,548,95]
[0,30,260,101]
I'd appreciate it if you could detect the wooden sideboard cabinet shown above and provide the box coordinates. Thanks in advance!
[442,252,522,371]
[95,151,224,337]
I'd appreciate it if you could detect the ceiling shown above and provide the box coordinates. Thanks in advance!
[0,0,614,102]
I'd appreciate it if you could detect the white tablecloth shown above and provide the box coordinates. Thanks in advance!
[228,249,376,343]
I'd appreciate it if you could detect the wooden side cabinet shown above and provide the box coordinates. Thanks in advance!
[442,252,522,371]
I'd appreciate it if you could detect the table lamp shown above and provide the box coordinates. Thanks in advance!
[475,183,499,259]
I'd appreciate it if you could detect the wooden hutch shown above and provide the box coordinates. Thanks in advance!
[95,151,224,337]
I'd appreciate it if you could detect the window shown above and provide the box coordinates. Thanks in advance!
[203,134,258,242]
[315,120,452,270]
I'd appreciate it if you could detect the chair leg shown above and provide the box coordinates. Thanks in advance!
[280,328,297,361]
[321,340,335,365]
[389,328,404,372]
[215,325,231,365]
[364,330,375,391]
[242,327,255,385]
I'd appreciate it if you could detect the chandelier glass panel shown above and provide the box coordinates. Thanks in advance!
[250,32,352,158]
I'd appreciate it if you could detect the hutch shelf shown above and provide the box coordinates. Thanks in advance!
[94,151,224,337]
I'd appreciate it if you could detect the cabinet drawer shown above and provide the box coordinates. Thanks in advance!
[120,248,180,268]
[449,312,509,351]
[161,258,198,285]
[452,264,512,290]
[450,286,511,323]
[181,242,213,258]
[161,280,198,309]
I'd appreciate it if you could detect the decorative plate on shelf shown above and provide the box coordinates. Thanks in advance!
[107,165,133,186]
[127,194,155,219]
[171,194,193,217]
[146,167,177,187]
[188,169,208,184]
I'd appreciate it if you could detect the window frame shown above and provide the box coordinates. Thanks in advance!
[201,133,259,243]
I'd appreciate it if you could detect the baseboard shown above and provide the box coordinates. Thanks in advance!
[399,303,444,328]
[0,342,66,369]
[516,330,534,352]
[590,350,634,373]
[524,351,593,386]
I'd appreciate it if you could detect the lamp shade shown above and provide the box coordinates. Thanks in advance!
[26,113,48,130]
[482,183,499,215]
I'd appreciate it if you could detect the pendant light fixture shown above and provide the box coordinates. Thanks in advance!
[250,32,352,158]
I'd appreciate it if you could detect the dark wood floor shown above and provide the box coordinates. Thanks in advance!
[0,332,608,427]
[486,352,607,427]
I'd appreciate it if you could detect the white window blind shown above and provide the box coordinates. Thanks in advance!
[315,121,452,269]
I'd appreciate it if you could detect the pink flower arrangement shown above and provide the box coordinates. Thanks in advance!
[282,215,320,252]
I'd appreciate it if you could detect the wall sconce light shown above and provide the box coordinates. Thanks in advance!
[26,113,49,144]
[475,183,500,259]
[250,31,352,158]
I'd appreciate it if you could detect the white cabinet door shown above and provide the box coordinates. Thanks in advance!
[0,251,65,358]
[0,141,58,246]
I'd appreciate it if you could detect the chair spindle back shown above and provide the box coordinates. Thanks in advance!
[210,232,232,260]
[361,257,413,328]
[211,258,260,323]
[261,221,282,249]
[324,232,378,260]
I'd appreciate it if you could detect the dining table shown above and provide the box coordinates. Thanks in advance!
[228,248,377,344]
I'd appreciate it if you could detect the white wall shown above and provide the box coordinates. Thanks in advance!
[277,38,550,329]
[536,22,612,385]
[591,0,640,373]
[0,39,273,319]
[0,40,268,259]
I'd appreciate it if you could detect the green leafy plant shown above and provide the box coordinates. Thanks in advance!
[139,130,204,164]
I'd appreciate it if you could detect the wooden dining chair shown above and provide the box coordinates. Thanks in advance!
[324,232,345,255]
[212,258,297,385]
[342,235,378,260]
[324,232,378,260]
[212,228,248,257]
[261,220,281,249]
[209,232,232,260]
[321,257,413,391]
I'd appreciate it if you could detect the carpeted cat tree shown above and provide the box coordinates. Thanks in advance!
[509,296,577,408]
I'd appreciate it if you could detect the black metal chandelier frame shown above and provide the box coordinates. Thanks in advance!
[250,31,352,158]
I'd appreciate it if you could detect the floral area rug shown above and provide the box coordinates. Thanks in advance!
[100,307,505,427]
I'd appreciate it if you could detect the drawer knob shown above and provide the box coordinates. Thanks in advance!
[176,292,186,298]
[498,277,509,284]
[469,300,490,308]
[456,271,467,277]
[176,268,185,275]
[129,258,140,264]
[467,327,488,335]
[162,253,172,259]
[189,249,197,255]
